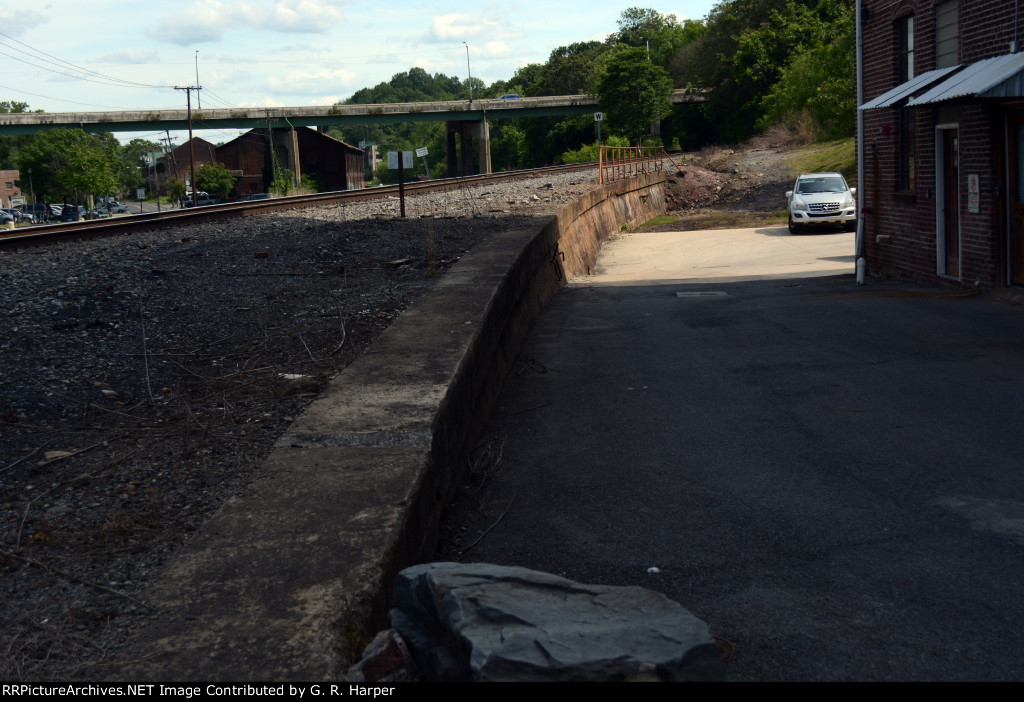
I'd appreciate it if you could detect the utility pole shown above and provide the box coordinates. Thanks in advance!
[463,42,473,106]
[175,86,201,208]
[195,51,202,110]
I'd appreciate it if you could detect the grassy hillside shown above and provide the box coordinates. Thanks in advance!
[788,137,857,188]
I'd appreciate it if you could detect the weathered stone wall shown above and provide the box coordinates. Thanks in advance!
[123,173,666,681]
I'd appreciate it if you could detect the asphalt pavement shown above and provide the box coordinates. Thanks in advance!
[443,225,1024,681]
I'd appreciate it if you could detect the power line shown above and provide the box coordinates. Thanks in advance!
[0,82,178,111]
[0,30,171,89]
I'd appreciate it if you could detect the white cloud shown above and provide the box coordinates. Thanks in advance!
[307,95,341,106]
[96,49,159,63]
[425,13,510,43]
[146,0,346,46]
[264,67,358,94]
[483,41,511,56]
[0,9,45,35]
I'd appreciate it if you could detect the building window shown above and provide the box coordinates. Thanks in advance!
[936,1,958,68]
[899,15,915,83]
[899,108,916,191]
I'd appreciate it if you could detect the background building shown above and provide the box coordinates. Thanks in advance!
[0,169,23,208]
[217,128,364,197]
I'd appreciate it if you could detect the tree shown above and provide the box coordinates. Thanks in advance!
[597,47,673,145]
[0,101,35,170]
[60,141,119,203]
[195,162,236,199]
[16,128,120,203]
[758,7,855,140]
[120,138,162,192]
[167,177,186,203]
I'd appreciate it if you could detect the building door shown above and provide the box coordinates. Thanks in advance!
[1010,120,1024,284]
[938,128,960,278]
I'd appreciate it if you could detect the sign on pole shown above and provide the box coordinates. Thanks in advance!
[415,147,430,180]
[387,151,413,217]
[387,151,414,169]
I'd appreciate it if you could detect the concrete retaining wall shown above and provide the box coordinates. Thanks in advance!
[125,173,666,681]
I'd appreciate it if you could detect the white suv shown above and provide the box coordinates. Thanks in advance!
[786,172,856,233]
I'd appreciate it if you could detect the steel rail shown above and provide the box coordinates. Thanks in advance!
[0,163,596,251]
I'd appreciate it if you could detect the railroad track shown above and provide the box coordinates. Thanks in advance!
[0,162,597,251]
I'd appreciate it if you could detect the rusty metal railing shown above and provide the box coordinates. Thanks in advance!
[599,146,684,184]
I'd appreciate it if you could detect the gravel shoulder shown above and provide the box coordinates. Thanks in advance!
[0,172,594,681]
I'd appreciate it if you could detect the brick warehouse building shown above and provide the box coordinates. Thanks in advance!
[216,127,364,197]
[860,1,1024,287]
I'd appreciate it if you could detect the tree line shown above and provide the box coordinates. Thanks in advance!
[329,1,854,183]
[0,1,855,195]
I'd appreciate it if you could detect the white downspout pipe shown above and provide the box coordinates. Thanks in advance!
[856,1,867,285]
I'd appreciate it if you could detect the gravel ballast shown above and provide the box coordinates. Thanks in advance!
[0,171,598,680]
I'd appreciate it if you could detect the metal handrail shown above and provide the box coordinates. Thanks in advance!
[598,146,670,184]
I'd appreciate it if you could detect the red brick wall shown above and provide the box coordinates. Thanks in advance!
[861,1,1018,286]
[217,132,269,196]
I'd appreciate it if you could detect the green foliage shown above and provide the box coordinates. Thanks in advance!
[758,9,855,140]
[16,128,120,202]
[60,141,119,202]
[558,135,630,164]
[787,137,857,185]
[533,42,610,96]
[0,102,35,170]
[611,7,706,67]
[119,138,162,192]
[489,122,527,171]
[597,46,673,145]
[271,168,295,196]
[195,162,236,198]
[666,0,853,143]
[167,177,186,202]
[0,101,29,113]
[300,173,321,193]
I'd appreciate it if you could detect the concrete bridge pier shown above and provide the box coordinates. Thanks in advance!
[446,120,491,177]
[271,127,302,188]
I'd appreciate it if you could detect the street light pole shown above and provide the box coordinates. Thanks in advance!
[463,42,473,106]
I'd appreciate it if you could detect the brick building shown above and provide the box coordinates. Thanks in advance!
[216,127,364,197]
[156,137,220,189]
[860,1,1024,286]
[0,169,22,208]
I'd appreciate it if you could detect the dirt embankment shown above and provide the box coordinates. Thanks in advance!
[656,131,801,231]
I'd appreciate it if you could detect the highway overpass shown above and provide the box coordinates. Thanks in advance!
[0,90,708,135]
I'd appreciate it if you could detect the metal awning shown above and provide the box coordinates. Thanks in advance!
[908,52,1024,105]
[860,66,961,110]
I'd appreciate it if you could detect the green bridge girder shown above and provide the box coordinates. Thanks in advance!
[0,90,707,135]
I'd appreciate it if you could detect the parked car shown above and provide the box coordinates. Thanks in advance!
[786,173,857,233]
[10,208,35,223]
[0,208,33,223]
[185,194,219,207]
[0,209,13,225]
[93,202,132,216]
[247,193,269,201]
[60,204,85,222]
[20,203,56,222]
